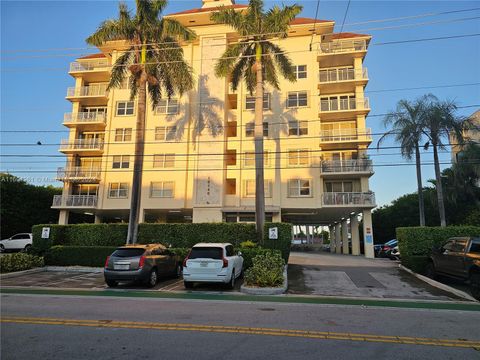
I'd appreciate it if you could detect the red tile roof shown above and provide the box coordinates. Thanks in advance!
[330,32,370,40]
[290,17,333,25]
[167,4,247,16]
[78,53,106,60]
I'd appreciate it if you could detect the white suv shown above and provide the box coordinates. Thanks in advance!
[0,233,33,252]
[182,243,243,289]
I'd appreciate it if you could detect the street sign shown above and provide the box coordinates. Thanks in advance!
[268,227,278,240]
[41,227,50,239]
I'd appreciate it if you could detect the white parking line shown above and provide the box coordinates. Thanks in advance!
[157,280,184,291]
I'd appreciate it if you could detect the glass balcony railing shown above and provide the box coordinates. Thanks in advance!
[322,192,376,206]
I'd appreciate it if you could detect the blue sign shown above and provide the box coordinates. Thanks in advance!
[365,234,373,244]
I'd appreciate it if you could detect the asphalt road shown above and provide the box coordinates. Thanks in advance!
[2,293,479,360]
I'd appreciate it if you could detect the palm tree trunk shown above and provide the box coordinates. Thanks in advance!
[254,44,265,243]
[415,144,426,226]
[126,71,147,244]
[433,141,447,227]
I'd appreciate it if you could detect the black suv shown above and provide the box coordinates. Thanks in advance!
[426,237,480,300]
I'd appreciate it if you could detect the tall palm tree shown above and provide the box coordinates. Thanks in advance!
[378,96,431,226]
[86,0,195,244]
[422,95,468,227]
[211,0,302,241]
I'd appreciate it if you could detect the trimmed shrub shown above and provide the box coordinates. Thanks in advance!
[237,248,281,270]
[65,224,127,247]
[32,224,67,254]
[397,226,480,273]
[0,253,44,273]
[244,252,285,287]
[44,246,117,267]
[170,247,190,260]
[239,240,257,248]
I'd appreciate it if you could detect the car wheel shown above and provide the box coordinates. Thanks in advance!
[425,262,437,280]
[184,281,193,289]
[106,280,118,288]
[23,244,32,253]
[469,272,480,301]
[0,244,4,252]
[146,269,158,288]
[175,264,182,278]
[226,270,235,290]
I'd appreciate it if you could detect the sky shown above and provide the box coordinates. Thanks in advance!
[1,0,479,208]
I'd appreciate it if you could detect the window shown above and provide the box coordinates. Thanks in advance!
[245,93,270,110]
[108,182,128,198]
[288,179,311,197]
[189,247,223,259]
[244,179,272,197]
[151,181,174,198]
[245,122,269,137]
[288,150,309,166]
[452,240,467,253]
[287,91,308,108]
[153,154,175,168]
[114,128,132,142]
[325,181,353,193]
[244,151,270,167]
[470,238,480,254]
[112,155,130,169]
[288,121,308,136]
[155,126,177,141]
[155,99,179,114]
[226,245,234,257]
[116,101,134,116]
[294,65,307,79]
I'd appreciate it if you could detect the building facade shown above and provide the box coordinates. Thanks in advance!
[53,0,376,257]
[451,109,480,163]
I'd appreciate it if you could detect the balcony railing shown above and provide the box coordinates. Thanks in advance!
[320,97,370,112]
[63,112,107,124]
[52,195,97,208]
[69,60,110,72]
[319,68,368,83]
[57,167,102,181]
[66,84,108,97]
[322,192,375,206]
[318,39,367,54]
[321,159,373,173]
[319,128,372,143]
[59,139,104,151]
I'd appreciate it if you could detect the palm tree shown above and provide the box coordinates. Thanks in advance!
[86,0,195,244]
[378,96,432,226]
[211,0,302,241]
[422,95,468,227]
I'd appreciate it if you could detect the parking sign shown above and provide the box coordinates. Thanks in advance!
[268,227,278,240]
[41,227,50,239]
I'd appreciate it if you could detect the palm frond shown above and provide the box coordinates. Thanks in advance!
[108,48,134,90]
[161,18,196,41]
[214,42,250,78]
[211,8,248,35]
[264,4,302,38]
[263,42,296,82]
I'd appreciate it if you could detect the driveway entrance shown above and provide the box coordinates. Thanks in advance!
[288,252,464,301]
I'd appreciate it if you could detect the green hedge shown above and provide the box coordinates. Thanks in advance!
[32,223,292,262]
[237,248,282,270]
[45,246,117,267]
[0,253,44,273]
[397,226,480,273]
[244,252,285,287]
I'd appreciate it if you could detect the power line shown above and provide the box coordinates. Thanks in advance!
[338,0,352,35]
[373,33,480,46]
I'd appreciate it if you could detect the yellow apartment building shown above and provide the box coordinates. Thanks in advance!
[52,0,376,257]
[451,109,480,163]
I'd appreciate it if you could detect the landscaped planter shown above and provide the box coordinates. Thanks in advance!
[240,266,288,295]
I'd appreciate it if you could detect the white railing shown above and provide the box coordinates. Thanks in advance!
[69,60,110,72]
[321,159,373,173]
[319,68,368,83]
[66,84,108,97]
[319,39,367,54]
[322,192,375,206]
[52,195,97,208]
[320,97,370,112]
[63,112,107,124]
[59,138,104,151]
[57,167,101,181]
[319,128,372,143]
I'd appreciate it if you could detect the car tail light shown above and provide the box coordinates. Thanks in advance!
[104,256,110,269]
[138,255,146,268]
[222,257,228,268]
[183,250,191,268]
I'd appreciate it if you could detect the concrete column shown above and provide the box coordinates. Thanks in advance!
[328,225,335,253]
[94,215,102,224]
[335,224,342,254]
[341,219,349,254]
[58,210,69,225]
[350,214,360,256]
[363,209,375,258]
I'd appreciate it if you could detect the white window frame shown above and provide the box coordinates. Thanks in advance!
[288,120,308,136]
[108,182,128,198]
[150,181,174,198]
[155,99,179,115]
[112,155,130,169]
[155,126,177,141]
[287,91,308,108]
[244,179,272,198]
[114,128,132,142]
[294,65,307,79]
[288,149,309,167]
[288,179,312,197]
[116,101,135,116]
[325,181,354,193]
[245,93,270,111]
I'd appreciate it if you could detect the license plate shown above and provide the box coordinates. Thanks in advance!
[114,264,129,270]
[200,262,208,267]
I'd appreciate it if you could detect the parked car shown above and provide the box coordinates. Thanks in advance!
[426,237,480,300]
[374,244,383,257]
[104,244,182,288]
[378,239,398,258]
[0,233,32,252]
[389,246,400,260]
[182,243,243,289]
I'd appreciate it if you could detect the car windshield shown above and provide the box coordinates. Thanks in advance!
[111,248,145,258]
[189,247,223,260]
[470,238,480,254]
[385,239,397,246]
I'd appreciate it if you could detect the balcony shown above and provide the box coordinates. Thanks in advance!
[69,60,110,82]
[317,39,368,67]
[321,159,373,178]
[319,97,370,120]
[59,139,104,155]
[52,195,97,209]
[321,192,375,207]
[56,167,102,183]
[63,112,107,129]
[66,84,108,105]
[319,129,372,146]
[318,68,368,94]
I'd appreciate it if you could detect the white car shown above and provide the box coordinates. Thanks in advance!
[182,243,243,289]
[0,233,33,252]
